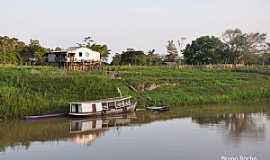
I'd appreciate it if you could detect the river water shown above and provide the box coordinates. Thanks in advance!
[0,103,269,160]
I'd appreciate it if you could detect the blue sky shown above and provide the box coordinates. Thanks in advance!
[1,0,269,54]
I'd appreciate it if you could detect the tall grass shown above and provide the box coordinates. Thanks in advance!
[0,66,132,119]
[0,65,270,119]
[108,65,270,107]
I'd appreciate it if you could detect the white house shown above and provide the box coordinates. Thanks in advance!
[45,47,101,63]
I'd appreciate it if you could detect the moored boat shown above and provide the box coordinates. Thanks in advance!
[68,96,137,117]
[146,106,169,112]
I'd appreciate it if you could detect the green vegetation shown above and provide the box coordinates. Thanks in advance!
[112,28,270,66]
[20,39,47,64]
[0,36,26,64]
[0,65,270,119]
[165,40,180,62]
[0,36,47,65]
[113,66,270,106]
[0,36,111,65]
[112,49,163,66]
[183,36,225,64]
[183,29,270,65]
[0,66,132,119]
[2,28,270,66]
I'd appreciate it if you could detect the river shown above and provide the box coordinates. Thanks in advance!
[0,103,269,160]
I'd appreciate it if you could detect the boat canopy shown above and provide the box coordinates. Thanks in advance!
[70,96,132,104]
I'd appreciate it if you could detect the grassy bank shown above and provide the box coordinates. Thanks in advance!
[0,65,270,119]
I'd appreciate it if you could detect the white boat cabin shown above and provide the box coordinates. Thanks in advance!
[69,96,132,114]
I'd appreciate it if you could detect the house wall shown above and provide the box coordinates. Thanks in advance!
[48,54,56,63]
[46,53,67,63]
[69,47,101,62]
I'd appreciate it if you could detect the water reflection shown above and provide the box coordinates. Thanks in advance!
[0,113,136,151]
[0,104,269,153]
[69,114,135,145]
[193,113,266,142]
[224,113,265,138]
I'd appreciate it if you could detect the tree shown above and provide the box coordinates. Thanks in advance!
[20,40,47,64]
[165,40,179,62]
[177,37,187,59]
[121,49,146,65]
[54,47,62,51]
[0,36,25,64]
[262,53,270,65]
[80,36,111,62]
[222,29,245,64]
[90,44,111,62]
[183,36,225,65]
[222,28,267,64]
[83,36,94,47]
[0,52,20,64]
[112,49,147,65]
[145,49,162,65]
[261,43,270,65]
[111,49,161,66]
[111,53,122,65]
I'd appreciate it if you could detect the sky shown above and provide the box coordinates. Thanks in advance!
[1,0,270,55]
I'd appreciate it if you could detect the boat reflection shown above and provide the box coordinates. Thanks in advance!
[70,115,134,133]
[69,113,136,145]
[0,113,136,151]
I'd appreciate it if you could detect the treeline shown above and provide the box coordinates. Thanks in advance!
[1,29,270,66]
[112,49,163,65]
[0,37,47,65]
[0,36,110,65]
[111,43,181,66]
[112,29,270,65]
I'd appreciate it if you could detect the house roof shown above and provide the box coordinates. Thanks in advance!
[43,51,68,56]
[67,47,81,52]
[46,46,100,55]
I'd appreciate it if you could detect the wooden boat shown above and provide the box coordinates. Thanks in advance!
[24,113,66,120]
[146,106,169,112]
[68,96,137,117]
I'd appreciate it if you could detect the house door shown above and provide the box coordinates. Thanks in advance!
[92,104,97,113]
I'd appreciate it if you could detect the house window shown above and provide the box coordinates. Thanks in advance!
[79,52,83,57]
[85,52,89,57]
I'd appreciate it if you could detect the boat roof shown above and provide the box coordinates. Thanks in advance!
[70,96,132,104]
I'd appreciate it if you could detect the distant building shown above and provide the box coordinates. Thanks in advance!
[162,62,178,66]
[44,47,101,64]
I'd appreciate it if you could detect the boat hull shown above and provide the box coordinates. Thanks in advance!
[69,102,137,117]
[24,113,66,120]
[146,106,169,112]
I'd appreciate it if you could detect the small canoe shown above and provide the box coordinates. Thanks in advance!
[146,106,169,112]
[24,113,66,120]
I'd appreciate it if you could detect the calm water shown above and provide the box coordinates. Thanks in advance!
[0,104,270,160]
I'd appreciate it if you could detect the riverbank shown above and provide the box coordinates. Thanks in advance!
[0,65,270,119]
